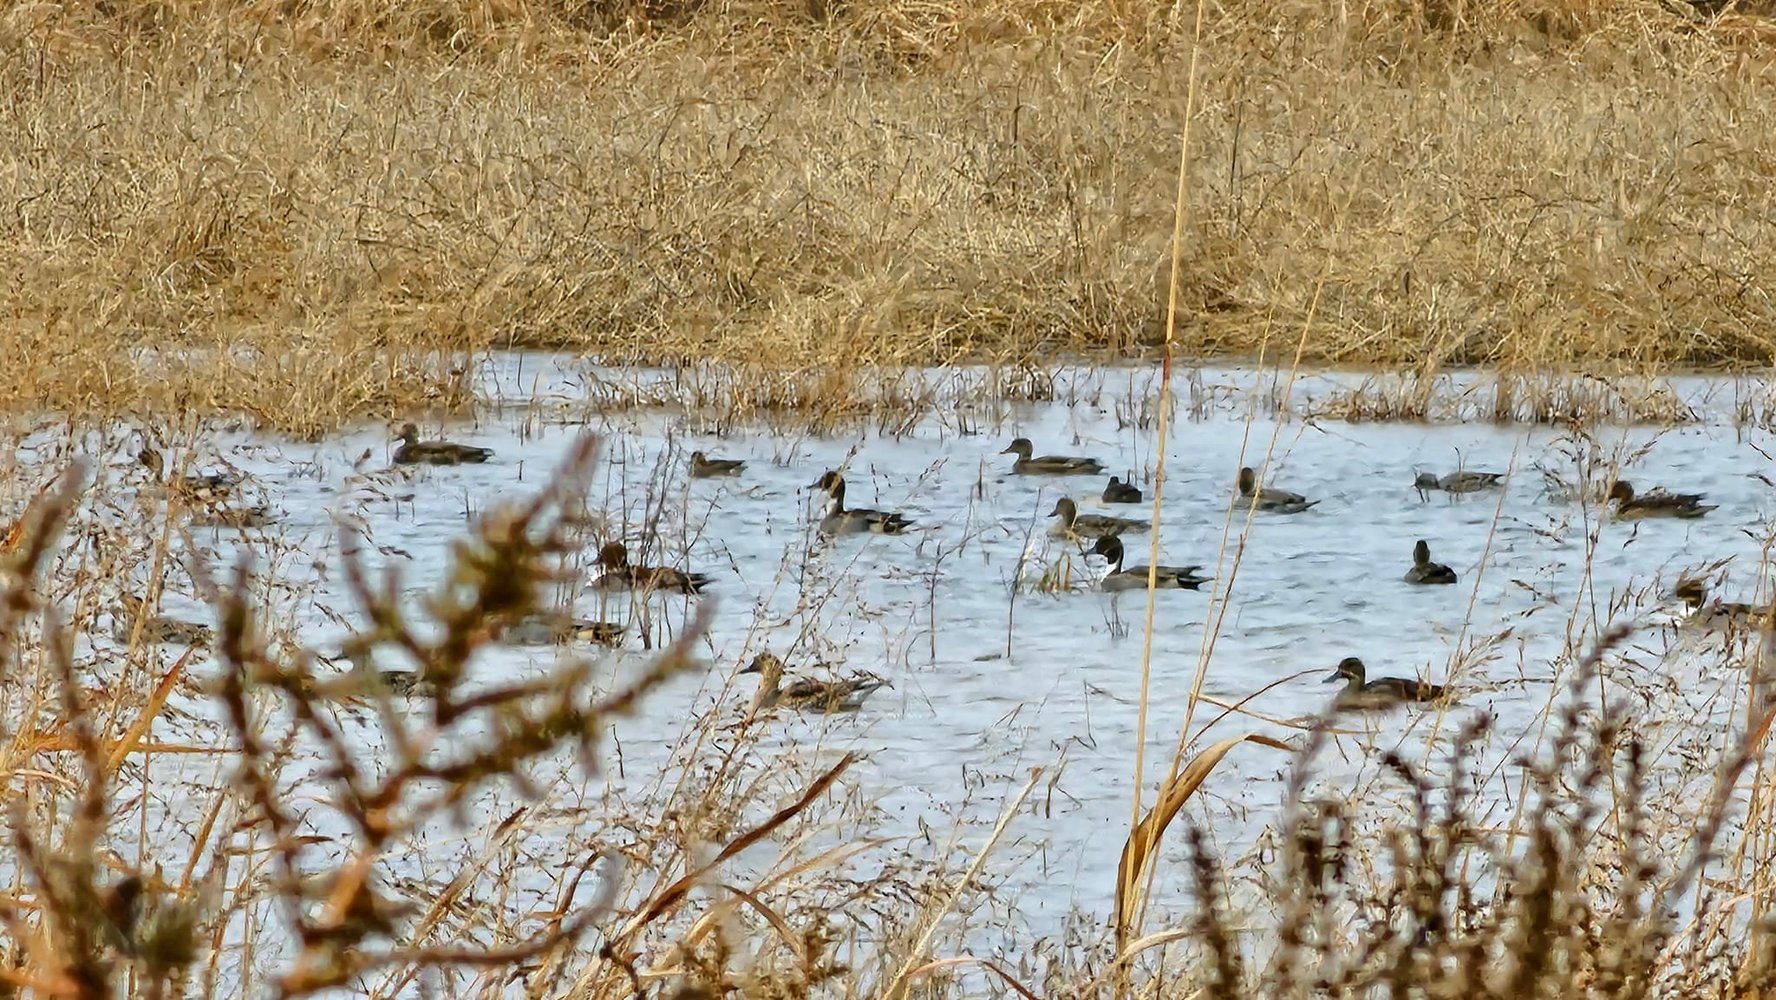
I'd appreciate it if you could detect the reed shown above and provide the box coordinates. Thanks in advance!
[4,2,1776,432]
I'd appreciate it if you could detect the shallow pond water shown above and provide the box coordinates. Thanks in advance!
[36,357,1776,974]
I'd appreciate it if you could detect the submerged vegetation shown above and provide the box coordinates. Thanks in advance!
[3,1,1776,431]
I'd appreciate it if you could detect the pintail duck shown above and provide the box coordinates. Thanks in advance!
[741,653,889,713]
[1403,540,1458,585]
[307,665,440,701]
[1413,470,1506,501]
[1000,438,1106,476]
[493,611,623,646]
[1325,657,1448,711]
[115,594,213,647]
[809,472,915,535]
[192,502,275,529]
[588,542,711,595]
[690,451,746,478]
[1103,476,1143,504]
[1674,577,1774,631]
[1608,481,1716,520]
[393,423,494,465]
[137,445,242,503]
[1048,497,1149,540]
[1091,535,1209,592]
[1234,467,1319,514]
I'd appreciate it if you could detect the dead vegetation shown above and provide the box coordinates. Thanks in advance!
[2,419,1776,998]
[3,2,1776,431]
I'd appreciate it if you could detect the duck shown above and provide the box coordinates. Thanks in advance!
[114,594,213,647]
[1413,470,1506,501]
[1324,657,1448,711]
[1090,535,1209,592]
[1000,438,1105,476]
[1403,540,1458,585]
[393,423,494,465]
[808,472,915,535]
[740,652,889,713]
[191,502,275,529]
[1102,476,1143,504]
[1233,467,1319,514]
[587,542,711,595]
[492,611,623,646]
[1608,481,1716,520]
[1048,497,1149,540]
[690,451,746,478]
[1674,577,1774,631]
[137,445,241,503]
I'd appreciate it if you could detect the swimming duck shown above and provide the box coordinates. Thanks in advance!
[588,542,711,595]
[393,423,494,465]
[1090,535,1209,592]
[137,445,241,503]
[1234,467,1319,514]
[690,451,746,478]
[493,611,623,646]
[808,472,915,535]
[1413,470,1506,501]
[1674,577,1774,631]
[1608,481,1716,520]
[1324,657,1447,711]
[1000,438,1106,476]
[1048,497,1149,540]
[741,652,889,713]
[192,502,275,529]
[115,594,213,647]
[1403,540,1458,585]
[1103,476,1143,504]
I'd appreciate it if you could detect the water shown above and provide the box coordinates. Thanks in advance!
[27,357,1776,980]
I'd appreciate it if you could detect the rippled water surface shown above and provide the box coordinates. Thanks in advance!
[48,357,1776,961]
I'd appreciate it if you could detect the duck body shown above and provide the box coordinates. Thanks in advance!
[138,445,243,503]
[496,611,623,646]
[1675,578,1774,632]
[1325,656,1447,711]
[809,472,914,535]
[1091,536,1209,592]
[1413,470,1506,500]
[1403,540,1458,585]
[1234,467,1319,514]
[1102,477,1143,504]
[393,423,494,465]
[690,451,746,478]
[742,653,889,713]
[1001,438,1105,476]
[588,542,711,595]
[115,594,213,646]
[1609,481,1716,520]
[1048,497,1148,539]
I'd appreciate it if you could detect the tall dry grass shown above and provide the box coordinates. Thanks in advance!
[3,1,1776,431]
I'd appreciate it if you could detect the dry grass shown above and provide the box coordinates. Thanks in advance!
[3,1,1776,431]
[3,418,1776,997]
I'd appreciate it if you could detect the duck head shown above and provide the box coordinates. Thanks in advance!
[1237,467,1257,496]
[1608,480,1635,503]
[395,422,420,444]
[595,542,629,568]
[741,652,784,678]
[1412,540,1431,566]
[1047,497,1078,521]
[1091,534,1125,567]
[1000,438,1034,458]
[1324,656,1367,684]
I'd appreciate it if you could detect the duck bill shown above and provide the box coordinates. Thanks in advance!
[1322,670,1346,684]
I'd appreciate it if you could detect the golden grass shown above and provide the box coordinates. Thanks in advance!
[2,2,1776,430]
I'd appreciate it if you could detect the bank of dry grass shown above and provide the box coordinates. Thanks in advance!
[3,0,1776,432]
